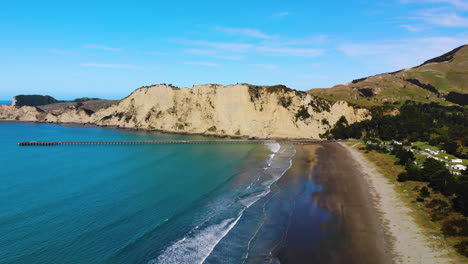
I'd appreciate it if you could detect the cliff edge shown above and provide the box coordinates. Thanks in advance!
[0,84,370,139]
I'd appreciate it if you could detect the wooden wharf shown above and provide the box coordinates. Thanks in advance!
[18,139,347,146]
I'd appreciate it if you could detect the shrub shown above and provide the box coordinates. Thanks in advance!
[248,86,261,102]
[309,98,331,112]
[266,85,290,93]
[455,241,468,257]
[442,219,468,237]
[295,106,311,121]
[397,172,409,182]
[279,96,292,108]
[420,187,430,198]
[426,198,449,209]
[416,197,425,202]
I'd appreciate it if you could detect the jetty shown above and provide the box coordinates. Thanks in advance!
[18,139,347,146]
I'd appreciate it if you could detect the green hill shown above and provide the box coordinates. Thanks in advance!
[309,45,468,107]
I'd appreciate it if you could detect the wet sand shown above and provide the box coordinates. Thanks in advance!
[274,143,393,264]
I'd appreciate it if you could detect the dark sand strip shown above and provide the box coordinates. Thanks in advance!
[274,143,393,264]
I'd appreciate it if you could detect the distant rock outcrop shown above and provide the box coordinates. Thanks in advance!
[12,95,59,106]
[73,97,102,102]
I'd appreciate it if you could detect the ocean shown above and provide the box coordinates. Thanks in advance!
[0,122,316,264]
[0,100,11,105]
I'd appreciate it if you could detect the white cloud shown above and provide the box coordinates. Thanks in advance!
[185,49,217,56]
[402,0,468,10]
[415,9,468,26]
[338,43,407,56]
[338,35,468,68]
[48,49,69,55]
[184,48,243,60]
[181,39,324,57]
[183,61,218,66]
[83,44,122,51]
[282,35,330,45]
[181,40,253,53]
[215,27,273,39]
[80,62,138,69]
[256,47,324,57]
[400,24,425,31]
[251,64,279,70]
[273,12,289,17]
[145,51,168,55]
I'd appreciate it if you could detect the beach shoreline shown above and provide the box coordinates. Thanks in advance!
[273,143,392,264]
[274,142,454,263]
[340,142,455,264]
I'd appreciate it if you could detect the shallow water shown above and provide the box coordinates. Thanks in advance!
[0,123,307,264]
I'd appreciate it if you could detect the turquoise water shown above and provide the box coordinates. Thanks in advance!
[0,100,11,105]
[0,123,300,264]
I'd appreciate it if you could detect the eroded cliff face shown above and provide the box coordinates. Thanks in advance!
[92,84,370,138]
[0,84,370,139]
[0,105,46,121]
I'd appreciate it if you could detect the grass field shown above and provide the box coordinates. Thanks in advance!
[308,46,467,108]
[411,141,468,166]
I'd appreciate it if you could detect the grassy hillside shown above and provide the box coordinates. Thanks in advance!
[309,45,468,107]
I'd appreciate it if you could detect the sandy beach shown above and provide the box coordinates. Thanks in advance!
[341,143,456,264]
[274,143,455,264]
[273,143,388,263]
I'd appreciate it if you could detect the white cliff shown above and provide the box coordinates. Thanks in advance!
[0,84,370,139]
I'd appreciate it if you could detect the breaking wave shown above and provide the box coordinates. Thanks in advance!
[148,142,295,264]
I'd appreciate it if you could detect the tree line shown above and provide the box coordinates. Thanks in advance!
[325,101,468,158]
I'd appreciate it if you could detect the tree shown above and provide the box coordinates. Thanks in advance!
[397,172,409,182]
[454,171,468,216]
[429,169,455,195]
[420,186,430,198]
[442,140,459,156]
[421,158,445,182]
[406,163,422,181]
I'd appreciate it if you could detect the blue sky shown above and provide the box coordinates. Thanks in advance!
[1,0,467,99]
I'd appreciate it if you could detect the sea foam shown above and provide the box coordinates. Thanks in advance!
[150,215,243,264]
[150,143,296,264]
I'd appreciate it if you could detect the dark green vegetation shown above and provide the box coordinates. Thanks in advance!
[309,97,331,112]
[278,95,292,108]
[13,95,59,106]
[309,45,468,107]
[247,84,303,103]
[330,100,468,257]
[295,106,311,121]
[327,102,468,158]
[362,142,468,257]
[39,99,118,114]
[446,92,468,106]
[11,95,116,112]
[318,45,468,258]
[73,97,101,102]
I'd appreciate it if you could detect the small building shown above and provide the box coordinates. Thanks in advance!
[424,149,439,155]
[451,159,463,163]
[452,164,467,171]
